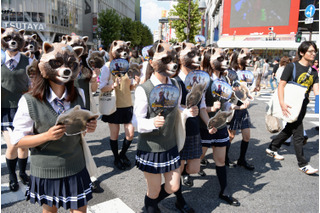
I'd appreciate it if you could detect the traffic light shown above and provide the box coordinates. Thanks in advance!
[295,30,302,43]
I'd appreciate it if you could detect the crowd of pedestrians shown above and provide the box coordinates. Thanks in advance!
[1,26,319,213]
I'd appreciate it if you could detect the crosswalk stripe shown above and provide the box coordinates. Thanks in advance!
[87,198,134,213]
[1,182,28,205]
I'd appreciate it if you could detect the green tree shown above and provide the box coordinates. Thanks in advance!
[98,9,121,49]
[169,0,201,43]
[120,17,136,45]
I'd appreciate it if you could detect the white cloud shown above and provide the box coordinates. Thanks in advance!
[141,0,171,33]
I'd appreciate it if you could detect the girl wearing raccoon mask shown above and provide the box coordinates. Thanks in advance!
[99,40,140,170]
[132,41,200,213]
[199,48,240,206]
[10,42,97,213]
[226,49,255,171]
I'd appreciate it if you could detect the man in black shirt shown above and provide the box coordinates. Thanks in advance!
[266,41,319,175]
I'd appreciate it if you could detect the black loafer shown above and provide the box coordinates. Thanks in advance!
[114,159,125,170]
[19,173,30,185]
[198,169,206,176]
[120,155,131,167]
[9,180,19,192]
[226,161,237,168]
[219,193,240,206]
[91,180,104,193]
[175,201,195,213]
[200,158,209,166]
[182,175,193,187]
[237,160,255,170]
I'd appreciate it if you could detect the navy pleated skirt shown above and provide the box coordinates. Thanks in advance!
[135,146,181,174]
[200,126,230,148]
[1,108,17,131]
[26,168,93,210]
[228,109,251,130]
[179,134,202,160]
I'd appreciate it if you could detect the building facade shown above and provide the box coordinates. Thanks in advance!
[203,0,319,59]
[1,0,138,48]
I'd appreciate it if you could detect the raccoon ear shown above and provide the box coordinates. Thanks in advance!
[100,50,106,57]
[31,34,37,40]
[126,41,131,47]
[24,50,32,58]
[73,46,84,58]
[19,29,25,36]
[155,43,164,53]
[112,41,117,47]
[74,105,81,110]
[223,48,229,54]
[182,42,187,50]
[1,27,6,34]
[249,48,254,53]
[240,49,245,54]
[42,42,54,54]
[173,45,181,53]
[82,36,88,43]
[61,35,67,43]
[210,48,216,55]
[67,35,72,42]
[195,44,201,49]
[89,49,93,55]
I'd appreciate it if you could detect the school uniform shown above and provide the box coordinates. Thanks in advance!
[11,88,92,210]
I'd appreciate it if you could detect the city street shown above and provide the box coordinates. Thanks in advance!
[1,88,319,213]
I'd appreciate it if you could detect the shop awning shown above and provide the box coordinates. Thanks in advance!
[217,34,300,49]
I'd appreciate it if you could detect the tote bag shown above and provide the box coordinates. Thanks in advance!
[99,74,116,115]
[269,63,307,123]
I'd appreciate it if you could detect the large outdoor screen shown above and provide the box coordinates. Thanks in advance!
[230,0,291,28]
[222,0,300,35]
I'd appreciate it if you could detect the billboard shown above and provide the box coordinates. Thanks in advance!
[222,0,301,35]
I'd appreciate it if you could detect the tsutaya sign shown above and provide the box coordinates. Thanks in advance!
[1,22,46,31]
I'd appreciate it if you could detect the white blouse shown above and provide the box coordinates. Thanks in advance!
[10,87,85,145]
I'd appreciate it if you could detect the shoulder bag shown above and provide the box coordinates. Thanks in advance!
[268,63,308,123]
[99,69,117,115]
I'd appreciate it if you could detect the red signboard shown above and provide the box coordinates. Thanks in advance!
[222,0,300,35]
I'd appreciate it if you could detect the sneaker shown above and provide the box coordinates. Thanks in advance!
[266,148,284,160]
[200,158,209,166]
[299,165,318,175]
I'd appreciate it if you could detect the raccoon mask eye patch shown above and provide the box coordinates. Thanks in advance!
[188,52,195,58]
[161,56,172,64]
[49,59,63,69]
[217,56,224,62]
[3,36,11,42]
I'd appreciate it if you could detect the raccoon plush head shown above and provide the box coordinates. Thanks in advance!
[61,35,89,55]
[128,63,142,79]
[210,48,229,72]
[38,42,83,85]
[86,49,106,70]
[1,27,25,52]
[109,40,131,61]
[23,34,39,53]
[56,105,99,135]
[151,42,178,77]
[237,48,253,68]
[178,42,201,70]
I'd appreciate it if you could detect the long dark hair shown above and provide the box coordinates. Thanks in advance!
[229,49,240,71]
[202,49,215,77]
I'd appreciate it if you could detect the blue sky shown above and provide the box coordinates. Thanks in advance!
[141,0,172,33]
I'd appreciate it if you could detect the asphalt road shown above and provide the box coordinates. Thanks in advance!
[1,88,319,213]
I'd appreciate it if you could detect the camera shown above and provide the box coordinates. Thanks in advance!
[268,27,274,31]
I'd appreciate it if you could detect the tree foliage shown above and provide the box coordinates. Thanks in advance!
[98,9,153,50]
[98,9,121,48]
[169,0,201,43]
